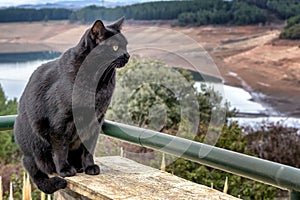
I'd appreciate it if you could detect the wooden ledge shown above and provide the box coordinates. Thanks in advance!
[55,156,240,200]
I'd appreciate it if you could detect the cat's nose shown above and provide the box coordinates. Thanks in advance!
[124,53,130,59]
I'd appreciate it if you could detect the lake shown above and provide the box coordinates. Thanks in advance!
[0,51,299,128]
[0,51,59,99]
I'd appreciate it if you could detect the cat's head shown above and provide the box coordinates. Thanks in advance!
[83,17,130,68]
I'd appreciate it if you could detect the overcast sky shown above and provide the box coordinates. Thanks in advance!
[0,0,157,7]
[0,0,43,7]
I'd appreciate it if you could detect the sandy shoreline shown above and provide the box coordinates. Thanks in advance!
[0,21,299,117]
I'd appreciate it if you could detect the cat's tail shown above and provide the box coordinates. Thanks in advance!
[23,155,67,194]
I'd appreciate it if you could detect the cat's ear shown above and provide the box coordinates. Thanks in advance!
[90,20,106,39]
[107,17,125,32]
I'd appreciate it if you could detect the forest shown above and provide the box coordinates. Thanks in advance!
[0,0,300,39]
[0,0,297,24]
[0,8,71,22]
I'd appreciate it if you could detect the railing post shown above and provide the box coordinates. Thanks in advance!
[290,190,300,200]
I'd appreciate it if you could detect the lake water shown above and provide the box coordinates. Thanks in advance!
[194,82,269,115]
[0,60,51,98]
[0,52,299,128]
[0,51,60,99]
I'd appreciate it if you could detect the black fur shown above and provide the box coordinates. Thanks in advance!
[14,18,129,194]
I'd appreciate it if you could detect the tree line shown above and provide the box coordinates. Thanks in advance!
[244,0,300,20]
[0,8,71,22]
[0,0,297,23]
[244,0,300,39]
[0,0,299,37]
[69,0,269,25]
[177,1,267,26]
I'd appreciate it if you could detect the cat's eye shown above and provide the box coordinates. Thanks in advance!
[113,45,119,51]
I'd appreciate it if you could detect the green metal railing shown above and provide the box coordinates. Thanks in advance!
[0,115,16,131]
[1,115,300,199]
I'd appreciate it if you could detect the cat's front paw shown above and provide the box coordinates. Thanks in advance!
[38,177,67,194]
[59,166,77,177]
[85,164,100,175]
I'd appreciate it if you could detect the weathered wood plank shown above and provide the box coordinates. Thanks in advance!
[55,156,240,200]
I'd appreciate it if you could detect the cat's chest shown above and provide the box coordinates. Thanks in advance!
[95,81,115,110]
[66,76,115,148]
[67,121,93,150]
[69,134,81,150]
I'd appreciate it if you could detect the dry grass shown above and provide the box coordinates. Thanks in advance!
[22,173,31,200]
[0,172,50,200]
[0,176,2,200]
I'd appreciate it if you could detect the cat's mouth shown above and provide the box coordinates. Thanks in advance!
[114,53,130,68]
[101,54,129,82]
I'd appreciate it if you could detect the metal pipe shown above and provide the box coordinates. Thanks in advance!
[102,120,300,192]
[0,115,16,131]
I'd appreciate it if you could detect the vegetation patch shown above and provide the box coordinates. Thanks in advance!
[280,23,300,40]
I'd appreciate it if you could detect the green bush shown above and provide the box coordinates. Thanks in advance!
[0,131,20,164]
[107,58,198,130]
[246,121,300,168]
[286,14,300,29]
[280,23,300,40]
[0,84,19,164]
[0,84,17,116]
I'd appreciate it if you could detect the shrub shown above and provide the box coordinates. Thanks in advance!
[280,24,300,40]
[286,14,300,29]
[0,84,20,164]
[246,121,300,168]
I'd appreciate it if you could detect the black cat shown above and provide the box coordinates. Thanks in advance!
[14,17,130,194]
